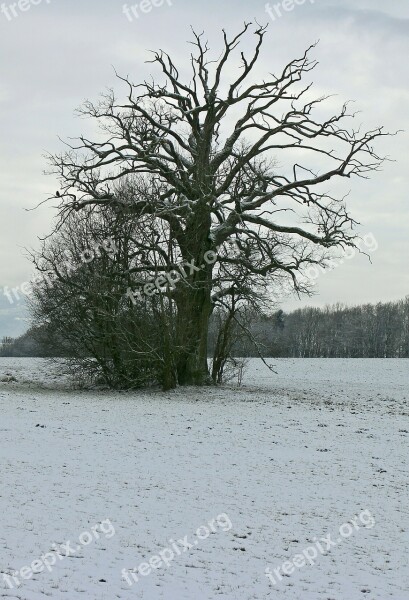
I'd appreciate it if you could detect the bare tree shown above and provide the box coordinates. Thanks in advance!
[46,23,391,385]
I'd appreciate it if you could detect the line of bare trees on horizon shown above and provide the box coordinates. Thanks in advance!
[247,298,409,359]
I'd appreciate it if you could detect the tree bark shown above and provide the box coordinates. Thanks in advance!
[175,271,212,385]
[175,209,214,385]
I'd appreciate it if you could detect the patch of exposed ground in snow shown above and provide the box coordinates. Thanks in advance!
[0,358,408,600]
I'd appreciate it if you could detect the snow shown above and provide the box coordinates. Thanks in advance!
[0,358,408,600]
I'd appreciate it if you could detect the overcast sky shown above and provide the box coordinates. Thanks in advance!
[1,0,408,336]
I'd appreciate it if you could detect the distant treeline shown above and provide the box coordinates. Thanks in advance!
[0,330,48,358]
[248,296,409,358]
[2,296,409,359]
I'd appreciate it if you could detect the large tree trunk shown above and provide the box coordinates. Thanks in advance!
[175,207,213,385]
[175,272,212,385]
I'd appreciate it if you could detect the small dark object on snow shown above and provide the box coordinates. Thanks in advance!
[0,373,17,382]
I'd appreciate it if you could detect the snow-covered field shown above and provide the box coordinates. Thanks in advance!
[0,358,408,600]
